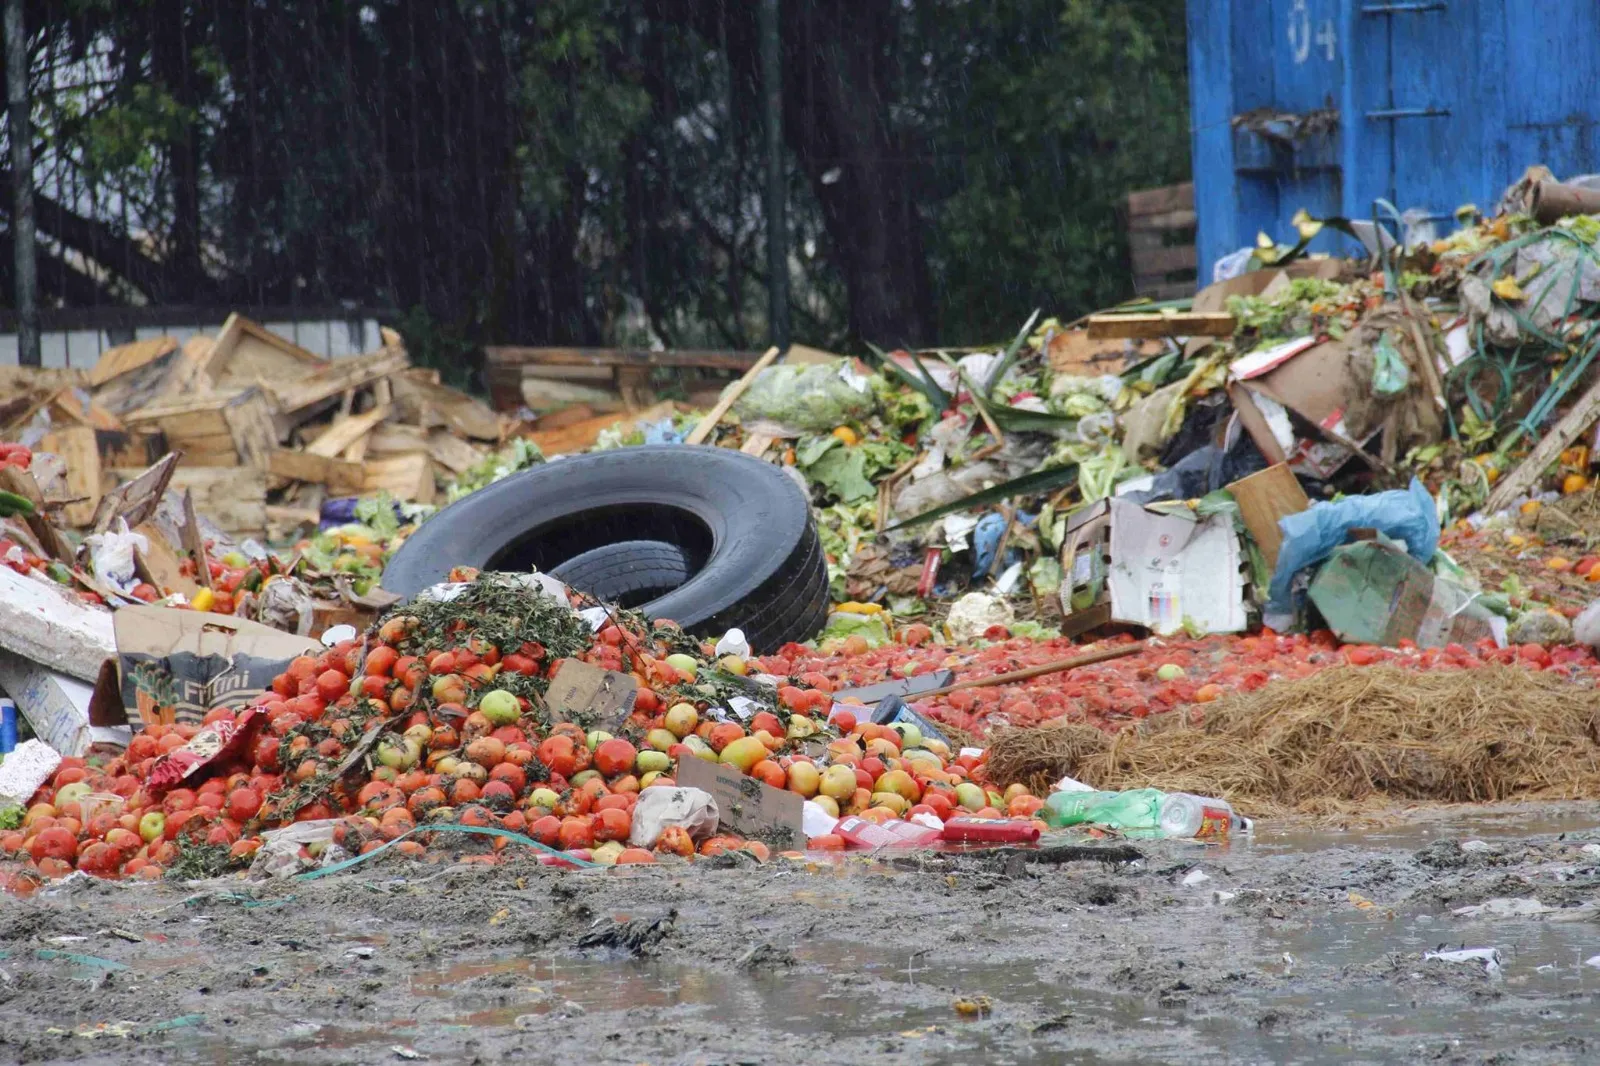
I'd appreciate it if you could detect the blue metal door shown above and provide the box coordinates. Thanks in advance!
[1229,0,1346,246]
[1357,0,1483,234]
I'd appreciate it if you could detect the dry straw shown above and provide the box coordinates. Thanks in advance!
[983,666,1600,815]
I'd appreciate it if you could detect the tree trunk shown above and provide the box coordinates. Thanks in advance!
[780,0,932,348]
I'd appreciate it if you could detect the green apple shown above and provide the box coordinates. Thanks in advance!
[664,653,699,681]
[138,810,166,843]
[478,688,521,726]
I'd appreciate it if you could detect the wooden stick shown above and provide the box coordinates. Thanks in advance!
[910,641,1144,702]
[685,345,780,445]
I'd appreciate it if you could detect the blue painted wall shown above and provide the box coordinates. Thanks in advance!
[1187,0,1600,279]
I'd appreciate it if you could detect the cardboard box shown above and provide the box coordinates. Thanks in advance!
[677,756,804,852]
[114,606,321,728]
[1228,334,1380,479]
[1060,498,1247,637]
[1309,540,1503,649]
[0,650,131,755]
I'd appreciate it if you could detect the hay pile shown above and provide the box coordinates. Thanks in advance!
[983,666,1600,814]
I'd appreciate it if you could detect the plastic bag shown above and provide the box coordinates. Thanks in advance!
[1372,334,1410,397]
[732,362,876,433]
[629,786,720,848]
[1269,477,1439,612]
[84,519,148,593]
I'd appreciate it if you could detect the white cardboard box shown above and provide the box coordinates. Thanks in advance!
[1061,497,1247,637]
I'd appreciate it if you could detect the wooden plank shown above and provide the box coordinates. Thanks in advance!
[483,346,766,372]
[1129,244,1199,276]
[222,389,279,469]
[39,425,101,528]
[1225,463,1309,570]
[533,404,598,431]
[269,348,410,427]
[94,428,165,469]
[85,336,178,387]
[180,489,212,589]
[366,423,430,455]
[1128,207,1198,232]
[267,449,365,494]
[48,388,124,431]
[1086,312,1235,340]
[265,505,321,541]
[1126,182,1194,217]
[361,454,434,503]
[0,465,74,562]
[131,521,199,597]
[740,432,776,457]
[424,430,485,475]
[389,374,501,440]
[201,312,327,389]
[305,404,391,458]
[1487,373,1600,512]
[93,342,207,418]
[91,452,180,533]
[685,346,780,445]
[529,401,680,458]
[152,466,268,534]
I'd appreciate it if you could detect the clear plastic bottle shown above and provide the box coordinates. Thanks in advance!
[1043,788,1165,830]
[1158,793,1239,840]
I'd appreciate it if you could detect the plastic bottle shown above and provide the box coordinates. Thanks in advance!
[1043,788,1165,830]
[1042,790,1120,828]
[1158,793,1240,840]
[833,816,941,849]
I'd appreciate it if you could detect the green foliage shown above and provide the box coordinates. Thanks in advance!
[910,0,1192,342]
[11,0,1192,357]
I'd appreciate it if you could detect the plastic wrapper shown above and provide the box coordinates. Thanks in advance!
[732,362,876,433]
[629,785,720,848]
[1271,478,1440,612]
[84,520,148,593]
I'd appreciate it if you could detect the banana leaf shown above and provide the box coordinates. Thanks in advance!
[865,341,949,411]
[984,307,1041,398]
[986,404,1080,434]
[883,463,1080,532]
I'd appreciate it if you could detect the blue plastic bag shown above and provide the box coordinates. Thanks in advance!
[1268,478,1439,613]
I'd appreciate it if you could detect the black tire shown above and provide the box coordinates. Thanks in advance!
[382,445,830,651]
[550,540,693,608]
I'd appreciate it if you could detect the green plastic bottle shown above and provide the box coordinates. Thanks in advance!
[1043,788,1165,831]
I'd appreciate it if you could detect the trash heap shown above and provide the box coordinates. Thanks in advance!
[0,572,1074,885]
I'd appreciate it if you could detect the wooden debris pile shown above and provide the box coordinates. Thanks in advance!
[1,314,505,539]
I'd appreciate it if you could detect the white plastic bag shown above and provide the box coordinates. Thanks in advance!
[84,519,149,593]
[628,786,720,849]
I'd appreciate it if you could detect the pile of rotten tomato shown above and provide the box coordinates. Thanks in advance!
[760,629,1600,736]
[1,572,1042,885]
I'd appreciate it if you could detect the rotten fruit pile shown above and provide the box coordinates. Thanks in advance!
[0,572,1039,882]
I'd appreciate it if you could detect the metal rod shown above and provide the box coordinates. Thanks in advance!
[1365,108,1451,119]
[908,642,1146,702]
[1360,2,1446,13]
[4,0,39,367]
[758,0,789,352]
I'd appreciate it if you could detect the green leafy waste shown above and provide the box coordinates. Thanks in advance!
[796,435,911,504]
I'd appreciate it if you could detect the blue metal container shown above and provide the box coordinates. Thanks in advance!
[1188,0,1600,278]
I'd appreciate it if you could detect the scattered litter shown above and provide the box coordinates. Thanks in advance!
[1452,899,1552,919]
[1180,868,1211,886]
[1425,947,1503,978]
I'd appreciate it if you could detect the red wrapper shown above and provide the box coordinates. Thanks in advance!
[146,708,263,793]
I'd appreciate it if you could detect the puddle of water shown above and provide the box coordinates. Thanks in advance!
[1255,808,1600,854]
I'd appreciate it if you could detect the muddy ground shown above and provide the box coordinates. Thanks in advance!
[2,804,1599,1066]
